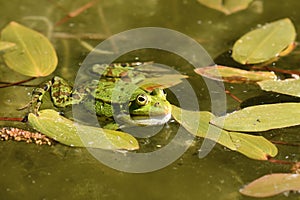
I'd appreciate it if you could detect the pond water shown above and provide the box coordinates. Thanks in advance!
[1,0,300,199]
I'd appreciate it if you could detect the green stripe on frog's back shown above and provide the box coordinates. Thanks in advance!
[91,62,151,78]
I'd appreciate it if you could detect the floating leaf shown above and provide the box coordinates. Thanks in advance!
[171,105,277,160]
[258,78,300,97]
[232,18,296,64]
[0,41,16,53]
[28,109,139,150]
[1,21,58,77]
[138,74,188,91]
[240,173,300,197]
[212,103,300,132]
[197,0,253,15]
[195,65,276,83]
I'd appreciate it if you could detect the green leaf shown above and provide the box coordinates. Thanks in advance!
[232,18,296,64]
[240,173,300,197]
[212,103,300,132]
[258,78,300,97]
[1,21,58,77]
[28,109,139,150]
[194,65,276,83]
[0,41,16,53]
[171,105,277,160]
[197,0,253,15]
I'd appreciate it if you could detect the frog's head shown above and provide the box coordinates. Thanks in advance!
[128,88,172,125]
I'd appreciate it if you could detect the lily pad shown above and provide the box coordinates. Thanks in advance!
[258,78,300,97]
[232,18,296,64]
[1,21,58,77]
[171,105,277,160]
[28,109,139,150]
[240,173,300,197]
[211,103,300,132]
[195,65,276,83]
[197,0,253,15]
[0,41,16,53]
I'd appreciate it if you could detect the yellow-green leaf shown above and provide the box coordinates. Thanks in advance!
[197,0,253,15]
[195,65,276,83]
[0,41,16,53]
[258,78,300,97]
[240,173,300,197]
[171,105,277,160]
[232,18,296,64]
[212,103,300,132]
[1,21,57,77]
[28,109,139,150]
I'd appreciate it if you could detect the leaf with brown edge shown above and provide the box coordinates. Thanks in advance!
[240,173,300,197]
[195,65,276,83]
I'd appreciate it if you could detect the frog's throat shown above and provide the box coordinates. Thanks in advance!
[130,113,171,126]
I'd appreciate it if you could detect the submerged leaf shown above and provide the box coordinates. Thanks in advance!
[171,105,277,160]
[197,0,253,15]
[195,65,276,83]
[212,103,300,132]
[258,78,300,97]
[28,109,139,150]
[240,173,300,197]
[1,21,58,77]
[232,18,296,64]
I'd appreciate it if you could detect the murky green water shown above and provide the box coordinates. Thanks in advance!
[1,0,300,199]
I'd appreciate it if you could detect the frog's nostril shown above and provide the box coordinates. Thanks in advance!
[154,102,160,107]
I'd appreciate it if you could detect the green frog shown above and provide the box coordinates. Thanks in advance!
[22,62,172,129]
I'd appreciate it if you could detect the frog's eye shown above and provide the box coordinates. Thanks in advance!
[136,94,148,106]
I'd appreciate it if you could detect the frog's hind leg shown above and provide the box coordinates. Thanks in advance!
[19,76,76,114]
[18,78,54,114]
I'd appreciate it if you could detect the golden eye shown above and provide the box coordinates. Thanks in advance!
[136,94,148,106]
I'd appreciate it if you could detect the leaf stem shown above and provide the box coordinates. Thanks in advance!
[0,77,36,88]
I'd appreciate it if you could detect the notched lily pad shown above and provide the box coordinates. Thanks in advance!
[232,18,296,64]
[195,65,276,83]
[1,21,58,77]
[28,109,139,150]
[197,0,253,15]
[212,103,300,132]
[240,173,300,197]
[171,105,277,160]
[258,78,300,97]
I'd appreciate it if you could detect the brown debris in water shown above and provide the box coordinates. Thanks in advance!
[0,127,53,146]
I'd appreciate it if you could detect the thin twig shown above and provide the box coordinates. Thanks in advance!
[55,0,99,26]
[225,90,242,103]
[0,77,36,89]
[0,117,25,122]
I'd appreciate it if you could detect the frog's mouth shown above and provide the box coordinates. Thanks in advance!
[130,112,171,126]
